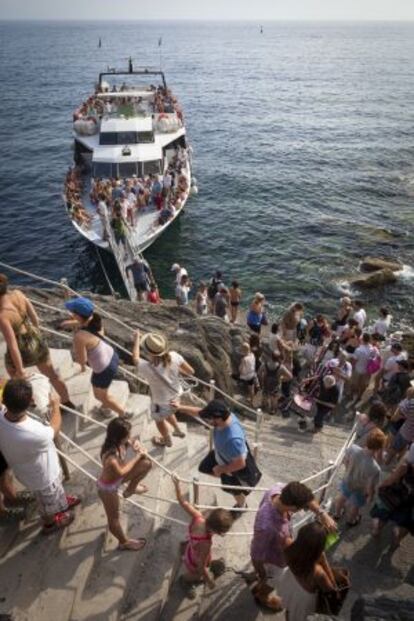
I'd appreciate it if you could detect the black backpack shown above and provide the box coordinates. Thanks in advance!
[208,278,221,300]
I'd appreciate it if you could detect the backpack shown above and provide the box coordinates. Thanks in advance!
[207,278,221,300]
[366,348,381,375]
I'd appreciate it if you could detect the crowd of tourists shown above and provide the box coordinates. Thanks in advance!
[64,147,190,246]
[73,84,184,124]
[0,270,413,619]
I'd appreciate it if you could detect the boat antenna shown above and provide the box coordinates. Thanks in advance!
[128,57,133,73]
[158,36,163,71]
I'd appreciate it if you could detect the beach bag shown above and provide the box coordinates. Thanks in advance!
[378,483,408,512]
[380,373,409,405]
[14,313,49,367]
[207,278,221,300]
[366,348,381,375]
[317,567,350,615]
[378,465,414,511]
[217,443,262,489]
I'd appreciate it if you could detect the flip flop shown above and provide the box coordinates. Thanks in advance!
[42,511,74,535]
[152,435,172,448]
[65,495,81,510]
[123,484,149,498]
[118,537,146,551]
[172,429,186,438]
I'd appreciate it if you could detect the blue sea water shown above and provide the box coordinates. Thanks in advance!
[0,20,413,324]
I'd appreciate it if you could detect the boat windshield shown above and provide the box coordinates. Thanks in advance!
[92,160,161,179]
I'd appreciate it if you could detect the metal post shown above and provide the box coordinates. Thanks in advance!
[54,434,70,481]
[209,379,216,401]
[192,476,200,507]
[319,460,335,507]
[253,408,263,461]
[208,427,214,452]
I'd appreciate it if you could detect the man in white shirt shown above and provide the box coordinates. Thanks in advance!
[163,171,172,194]
[176,274,192,306]
[171,262,188,286]
[352,300,367,329]
[96,194,110,240]
[326,351,352,402]
[378,342,407,387]
[351,333,374,402]
[0,380,80,533]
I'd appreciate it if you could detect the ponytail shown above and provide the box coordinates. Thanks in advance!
[87,312,102,335]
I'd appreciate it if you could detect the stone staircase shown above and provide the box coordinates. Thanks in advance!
[0,343,191,621]
[1,342,413,620]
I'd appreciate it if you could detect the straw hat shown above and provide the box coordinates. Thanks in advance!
[141,332,169,357]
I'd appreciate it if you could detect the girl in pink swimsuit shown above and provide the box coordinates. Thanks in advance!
[97,418,152,551]
[173,476,233,593]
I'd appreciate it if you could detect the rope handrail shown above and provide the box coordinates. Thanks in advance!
[189,374,258,418]
[0,260,139,334]
[9,265,263,419]
[25,404,357,536]
[59,404,191,480]
[60,400,356,495]
[29,298,257,419]
[39,324,149,389]
[55,447,188,527]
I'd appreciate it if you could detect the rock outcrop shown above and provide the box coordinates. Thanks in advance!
[360,257,403,273]
[23,287,247,395]
[349,268,397,289]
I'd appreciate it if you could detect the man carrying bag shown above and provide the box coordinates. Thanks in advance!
[177,399,261,518]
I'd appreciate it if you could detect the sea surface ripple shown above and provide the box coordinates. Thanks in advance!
[0,21,413,323]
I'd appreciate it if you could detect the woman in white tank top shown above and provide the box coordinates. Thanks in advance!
[63,297,133,420]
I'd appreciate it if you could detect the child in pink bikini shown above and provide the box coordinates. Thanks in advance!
[97,418,152,551]
[173,476,233,597]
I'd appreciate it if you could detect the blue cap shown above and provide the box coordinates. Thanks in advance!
[65,297,94,318]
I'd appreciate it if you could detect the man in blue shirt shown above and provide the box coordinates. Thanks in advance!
[178,400,255,516]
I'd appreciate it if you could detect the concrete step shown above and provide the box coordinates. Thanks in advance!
[0,346,77,383]
[0,507,73,620]
[121,422,189,621]
[11,477,102,621]
[83,380,130,421]
[49,348,77,381]
[68,420,161,621]
[125,392,151,424]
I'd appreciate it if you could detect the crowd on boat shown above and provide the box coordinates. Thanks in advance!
[64,148,190,244]
[73,84,184,125]
[0,270,413,618]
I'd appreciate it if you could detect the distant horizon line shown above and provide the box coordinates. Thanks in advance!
[1,17,414,23]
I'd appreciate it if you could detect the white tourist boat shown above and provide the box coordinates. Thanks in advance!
[65,60,195,299]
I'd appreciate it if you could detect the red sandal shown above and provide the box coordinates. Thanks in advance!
[65,495,81,510]
[42,510,74,535]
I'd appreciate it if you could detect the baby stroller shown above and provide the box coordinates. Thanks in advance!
[288,342,334,429]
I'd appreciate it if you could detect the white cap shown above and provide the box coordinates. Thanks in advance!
[171,263,180,272]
